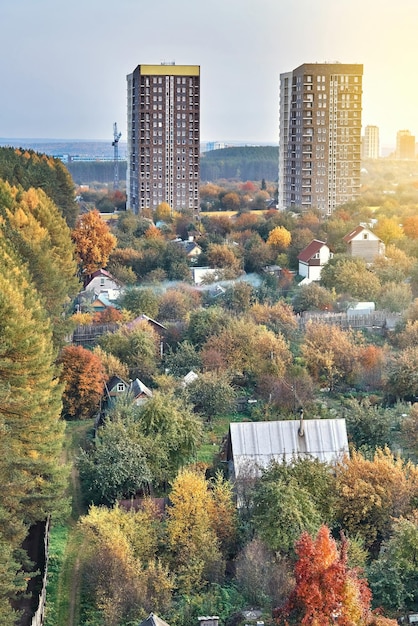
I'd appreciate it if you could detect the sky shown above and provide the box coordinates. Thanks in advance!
[1,0,417,149]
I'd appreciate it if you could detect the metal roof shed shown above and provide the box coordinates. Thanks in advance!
[227,418,349,482]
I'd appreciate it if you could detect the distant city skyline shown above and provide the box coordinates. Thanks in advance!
[1,0,417,149]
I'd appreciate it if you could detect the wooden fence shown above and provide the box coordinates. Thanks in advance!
[70,323,118,345]
[297,311,402,332]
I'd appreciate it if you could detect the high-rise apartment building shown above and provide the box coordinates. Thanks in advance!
[278,63,363,214]
[396,130,416,160]
[126,63,200,215]
[362,125,380,159]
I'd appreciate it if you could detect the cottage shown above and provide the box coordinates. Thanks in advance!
[297,239,333,283]
[129,378,153,405]
[343,225,385,262]
[83,268,122,296]
[138,614,171,626]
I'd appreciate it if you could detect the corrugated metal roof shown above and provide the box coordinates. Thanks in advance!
[229,418,348,477]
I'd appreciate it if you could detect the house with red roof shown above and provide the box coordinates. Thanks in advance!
[343,225,385,262]
[297,239,332,283]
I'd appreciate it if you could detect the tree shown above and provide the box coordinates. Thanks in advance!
[206,243,242,277]
[251,459,336,554]
[368,512,418,613]
[301,322,362,390]
[118,286,160,319]
[78,419,152,505]
[342,398,403,454]
[72,209,117,279]
[386,345,418,400]
[335,448,418,548]
[79,503,172,624]
[58,345,106,420]
[136,391,203,481]
[201,317,292,382]
[403,214,418,239]
[374,216,404,246]
[0,232,67,615]
[267,225,292,250]
[0,183,80,346]
[164,340,202,378]
[166,468,223,594]
[235,537,294,609]
[249,300,298,338]
[377,281,412,313]
[320,254,381,300]
[292,283,335,314]
[92,346,129,382]
[98,321,159,384]
[275,526,396,626]
[186,371,236,421]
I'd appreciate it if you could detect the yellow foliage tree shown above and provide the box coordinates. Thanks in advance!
[267,225,292,249]
[336,448,418,547]
[72,209,117,278]
[166,468,223,594]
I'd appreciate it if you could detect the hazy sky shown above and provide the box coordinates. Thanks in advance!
[1,0,417,148]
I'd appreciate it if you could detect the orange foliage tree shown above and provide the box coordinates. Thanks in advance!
[275,525,396,626]
[58,345,106,420]
[72,209,117,280]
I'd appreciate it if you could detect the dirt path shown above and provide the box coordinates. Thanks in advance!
[53,420,93,625]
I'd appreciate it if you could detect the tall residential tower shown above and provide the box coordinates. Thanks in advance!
[126,63,200,215]
[278,62,363,214]
[362,125,380,159]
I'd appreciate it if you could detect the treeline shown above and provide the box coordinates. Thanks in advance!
[0,152,80,623]
[0,147,79,227]
[66,160,126,186]
[201,145,278,182]
[64,146,279,186]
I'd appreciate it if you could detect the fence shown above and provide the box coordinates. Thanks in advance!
[297,310,402,332]
[71,323,118,345]
[30,517,50,626]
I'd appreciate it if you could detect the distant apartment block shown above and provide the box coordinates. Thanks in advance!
[126,63,200,215]
[396,129,416,160]
[278,62,363,215]
[362,125,380,159]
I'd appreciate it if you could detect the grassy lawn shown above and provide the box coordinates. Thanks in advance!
[197,412,248,464]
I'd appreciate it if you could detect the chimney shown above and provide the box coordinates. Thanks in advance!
[298,408,304,437]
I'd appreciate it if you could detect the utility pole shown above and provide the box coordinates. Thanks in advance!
[112,122,122,190]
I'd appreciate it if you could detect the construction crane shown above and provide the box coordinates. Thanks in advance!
[112,122,122,190]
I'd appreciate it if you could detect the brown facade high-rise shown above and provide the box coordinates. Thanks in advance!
[126,63,200,216]
[278,63,363,215]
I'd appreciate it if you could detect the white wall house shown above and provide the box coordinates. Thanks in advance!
[297,240,332,283]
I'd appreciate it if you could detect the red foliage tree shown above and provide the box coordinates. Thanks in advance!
[58,345,106,420]
[275,525,395,626]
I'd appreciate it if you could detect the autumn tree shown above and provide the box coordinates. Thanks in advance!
[79,503,172,624]
[292,282,335,314]
[201,317,292,382]
[267,225,292,250]
[320,254,381,300]
[72,209,117,280]
[386,345,418,400]
[374,216,404,245]
[166,468,223,594]
[301,322,362,390]
[206,243,242,278]
[275,526,396,626]
[92,345,129,382]
[335,448,418,548]
[249,300,298,338]
[58,345,106,420]
[0,182,80,345]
